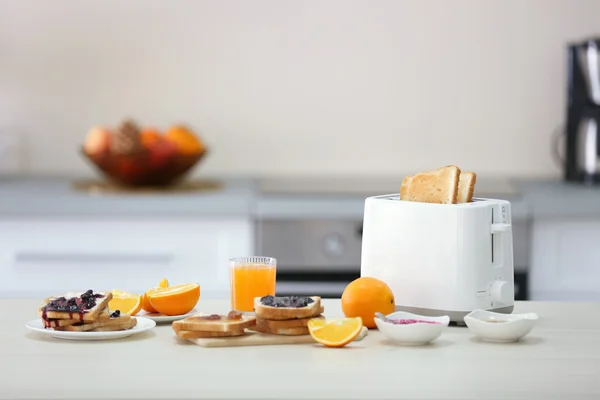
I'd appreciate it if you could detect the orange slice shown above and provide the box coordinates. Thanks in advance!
[307,317,363,348]
[147,283,200,316]
[141,293,156,313]
[109,290,143,316]
[141,278,170,313]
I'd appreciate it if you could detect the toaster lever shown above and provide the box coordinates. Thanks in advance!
[490,223,510,234]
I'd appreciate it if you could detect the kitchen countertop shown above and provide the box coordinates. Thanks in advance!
[0,175,599,219]
[514,179,600,218]
[0,177,255,217]
[5,298,600,399]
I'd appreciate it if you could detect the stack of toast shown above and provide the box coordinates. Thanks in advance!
[38,290,137,332]
[172,295,325,339]
[172,311,257,339]
[249,295,324,336]
[400,165,477,204]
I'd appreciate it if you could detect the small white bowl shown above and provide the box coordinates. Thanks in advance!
[374,311,450,345]
[464,309,538,343]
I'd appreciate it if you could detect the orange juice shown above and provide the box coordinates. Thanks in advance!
[230,257,276,312]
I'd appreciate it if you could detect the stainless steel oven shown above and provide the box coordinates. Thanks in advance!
[257,219,364,298]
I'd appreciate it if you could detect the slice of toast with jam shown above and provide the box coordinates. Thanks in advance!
[176,329,246,339]
[88,317,137,332]
[55,312,134,332]
[172,311,256,334]
[41,306,111,329]
[253,296,322,320]
[38,290,112,322]
[255,313,324,330]
[249,324,310,336]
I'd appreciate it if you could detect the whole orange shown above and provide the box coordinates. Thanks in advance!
[164,125,205,155]
[140,128,162,149]
[341,277,395,328]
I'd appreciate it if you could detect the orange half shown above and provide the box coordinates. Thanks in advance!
[109,290,143,316]
[307,317,363,348]
[141,278,170,313]
[147,283,200,316]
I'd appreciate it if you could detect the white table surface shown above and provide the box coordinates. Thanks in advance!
[4,299,600,399]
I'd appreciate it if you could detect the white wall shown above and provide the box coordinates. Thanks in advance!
[1,0,599,179]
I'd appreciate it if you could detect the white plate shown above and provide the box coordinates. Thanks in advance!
[464,309,538,343]
[135,308,197,323]
[374,311,450,345]
[25,317,156,341]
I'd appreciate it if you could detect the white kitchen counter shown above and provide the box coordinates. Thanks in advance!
[4,299,600,399]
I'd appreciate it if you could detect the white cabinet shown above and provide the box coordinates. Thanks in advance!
[530,218,600,301]
[0,217,253,298]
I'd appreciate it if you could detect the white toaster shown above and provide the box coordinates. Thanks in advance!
[360,194,515,323]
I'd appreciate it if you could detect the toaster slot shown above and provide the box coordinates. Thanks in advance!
[491,211,494,264]
[490,206,509,267]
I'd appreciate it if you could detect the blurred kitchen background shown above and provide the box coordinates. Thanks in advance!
[1,0,600,301]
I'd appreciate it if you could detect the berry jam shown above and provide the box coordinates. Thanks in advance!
[260,295,314,308]
[195,314,221,321]
[41,290,105,328]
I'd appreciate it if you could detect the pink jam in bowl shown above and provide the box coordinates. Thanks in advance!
[387,318,441,325]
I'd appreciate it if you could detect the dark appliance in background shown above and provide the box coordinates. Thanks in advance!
[556,38,600,184]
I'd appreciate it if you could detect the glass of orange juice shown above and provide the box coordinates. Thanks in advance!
[230,256,276,313]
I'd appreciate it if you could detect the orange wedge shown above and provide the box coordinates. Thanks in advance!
[109,290,143,316]
[141,293,156,313]
[147,283,200,316]
[307,317,363,348]
[141,278,170,313]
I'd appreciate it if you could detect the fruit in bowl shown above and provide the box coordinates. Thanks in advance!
[83,126,112,156]
[81,119,208,187]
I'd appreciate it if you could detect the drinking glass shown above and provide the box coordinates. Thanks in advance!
[230,256,276,313]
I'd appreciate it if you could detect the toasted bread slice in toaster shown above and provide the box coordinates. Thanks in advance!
[254,296,322,320]
[42,306,111,328]
[38,291,113,322]
[172,312,256,333]
[400,165,461,204]
[457,171,477,203]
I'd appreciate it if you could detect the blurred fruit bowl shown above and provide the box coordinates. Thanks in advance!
[81,147,207,187]
[81,120,208,187]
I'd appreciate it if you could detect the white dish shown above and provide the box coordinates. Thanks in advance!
[354,326,368,341]
[25,317,156,341]
[374,311,450,345]
[464,309,538,343]
[135,308,197,323]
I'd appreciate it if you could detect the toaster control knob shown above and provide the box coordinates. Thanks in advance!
[490,280,511,304]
